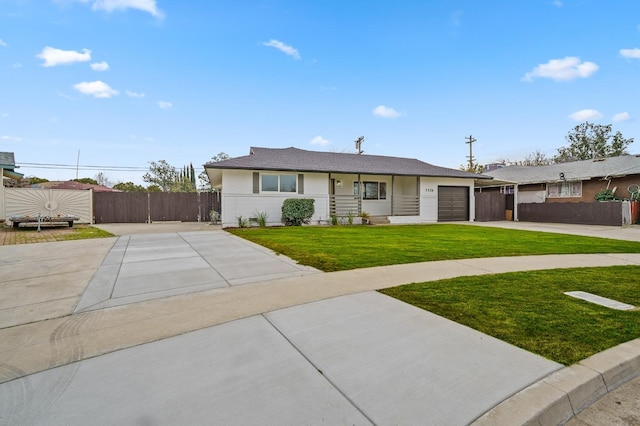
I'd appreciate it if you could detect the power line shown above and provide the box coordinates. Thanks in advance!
[16,162,205,172]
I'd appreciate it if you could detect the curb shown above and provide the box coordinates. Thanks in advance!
[471,338,640,425]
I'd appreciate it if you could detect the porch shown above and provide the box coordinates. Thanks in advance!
[328,174,420,218]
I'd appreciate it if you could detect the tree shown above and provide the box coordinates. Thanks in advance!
[199,152,230,192]
[143,160,178,192]
[459,163,485,174]
[113,181,147,192]
[25,176,49,184]
[174,163,197,192]
[521,149,553,166]
[76,177,99,185]
[95,172,113,187]
[555,122,633,163]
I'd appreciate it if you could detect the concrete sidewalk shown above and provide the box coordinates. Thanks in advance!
[1,222,640,424]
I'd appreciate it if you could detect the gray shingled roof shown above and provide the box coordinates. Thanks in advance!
[0,152,16,168]
[484,155,640,184]
[205,147,485,179]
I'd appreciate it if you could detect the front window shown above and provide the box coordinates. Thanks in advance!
[279,175,297,192]
[547,181,582,198]
[261,174,296,193]
[354,181,387,200]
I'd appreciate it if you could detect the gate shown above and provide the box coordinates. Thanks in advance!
[93,192,221,223]
[475,192,506,222]
[94,192,147,223]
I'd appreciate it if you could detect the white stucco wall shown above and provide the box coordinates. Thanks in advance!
[221,170,329,227]
[221,169,476,226]
[417,177,476,222]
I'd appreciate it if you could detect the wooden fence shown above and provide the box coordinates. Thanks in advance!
[94,192,221,223]
[517,201,625,226]
[475,192,506,222]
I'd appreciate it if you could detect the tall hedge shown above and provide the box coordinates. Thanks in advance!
[281,198,315,226]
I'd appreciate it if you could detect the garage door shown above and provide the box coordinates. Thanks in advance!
[438,186,469,221]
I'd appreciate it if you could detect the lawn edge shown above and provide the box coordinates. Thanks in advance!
[471,338,640,425]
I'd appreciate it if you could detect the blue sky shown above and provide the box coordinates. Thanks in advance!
[1,0,639,185]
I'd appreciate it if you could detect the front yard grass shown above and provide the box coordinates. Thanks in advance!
[228,224,640,271]
[380,266,640,365]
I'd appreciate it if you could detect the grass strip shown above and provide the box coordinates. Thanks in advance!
[228,224,640,271]
[380,266,640,365]
[0,225,114,245]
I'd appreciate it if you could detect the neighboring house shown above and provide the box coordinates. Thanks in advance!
[0,152,24,182]
[477,155,640,225]
[480,155,640,204]
[204,147,486,227]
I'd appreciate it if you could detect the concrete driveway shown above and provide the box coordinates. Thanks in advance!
[1,222,639,425]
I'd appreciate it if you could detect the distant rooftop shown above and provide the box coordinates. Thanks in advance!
[0,151,24,180]
[0,152,16,168]
[483,155,640,184]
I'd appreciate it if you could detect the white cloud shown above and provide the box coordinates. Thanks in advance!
[372,105,401,118]
[73,80,119,98]
[37,46,91,67]
[310,136,331,146]
[91,0,164,19]
[612,112,631,122]
[0,39,6,47]
[552,1,563,7]
[126,90,145,98]
[620,48,640,59]
[261,39,301,60]
[158,101,172,109]
[568,109,602,121]
[1,135,22,142]
[90,61,109,71]
[523,56,598,82]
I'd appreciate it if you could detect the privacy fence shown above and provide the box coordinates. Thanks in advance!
[93,192,221,223]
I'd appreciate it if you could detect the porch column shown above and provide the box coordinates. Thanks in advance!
[391,175,395,216]
[514,184,519,221]
[358,173,362,214]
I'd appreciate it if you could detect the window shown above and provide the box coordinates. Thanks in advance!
[500,185,515,195]
[279,175,296,192]
[261,174,296,193]
[354,181,387,200]
[547,181,582,198]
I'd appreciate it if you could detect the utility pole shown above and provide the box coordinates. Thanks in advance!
[355,136,364,154]
[465,135,476,170]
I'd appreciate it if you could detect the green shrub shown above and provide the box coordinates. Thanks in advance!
[254,210,268,227]
[281,198,315,226]
[330,214,339,225]
[346,210,355,225]
[237,215,248,228]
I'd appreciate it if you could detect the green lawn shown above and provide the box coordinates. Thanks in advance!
[228,224,640,271]
[380,266,640,365]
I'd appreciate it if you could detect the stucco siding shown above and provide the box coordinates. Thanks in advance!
[423,177,475,222]
[221,170,329,227]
